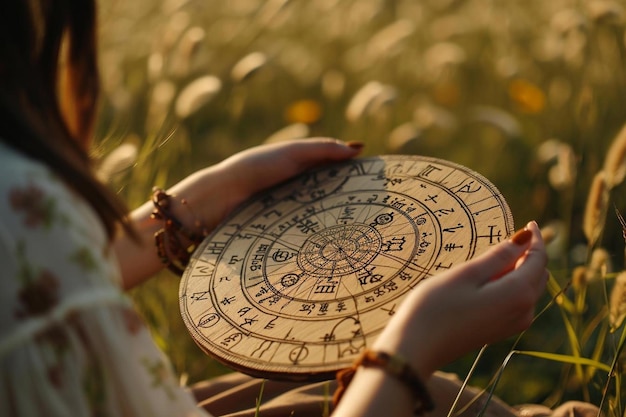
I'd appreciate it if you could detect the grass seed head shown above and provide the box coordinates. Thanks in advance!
[602,123,626,189]
[175,76,222,119]
[582,171,609,246]
[609,271,626,331]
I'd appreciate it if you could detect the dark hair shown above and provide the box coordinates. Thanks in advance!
[0,1,134,240]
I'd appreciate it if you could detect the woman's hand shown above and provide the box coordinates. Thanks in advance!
[375,220,548,380]
[114,138,362,288]
[334,221,548,417]
[172,138,363,231]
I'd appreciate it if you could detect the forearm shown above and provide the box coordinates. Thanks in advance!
[113,198,164,289]
[333,367,419,417]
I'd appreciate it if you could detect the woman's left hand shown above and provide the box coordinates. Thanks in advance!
[115,138,362,288]
[170,138,363,229]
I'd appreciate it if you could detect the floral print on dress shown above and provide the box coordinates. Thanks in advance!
[9,183,55,228]
[69,246,99,272]
[14,241,60,318]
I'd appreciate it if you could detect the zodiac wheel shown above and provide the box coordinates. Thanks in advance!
[180,155,514,381]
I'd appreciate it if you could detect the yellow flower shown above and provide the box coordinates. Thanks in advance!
[508,78,546,114]
[285,99,322,124]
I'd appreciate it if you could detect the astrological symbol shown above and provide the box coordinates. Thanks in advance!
[365,296,375,303]
[381,176,403,186]
[300,172,319,187]
[453,179,483,194]
[418,164,442,178]
[197,313,220,328]
[357,266,383,285]
[338,206,356,224]
[190,291,209,301]
[255,286,270,297]
[435,262,452,270]
[336,301,347,312]
[258,294,282,305]
[271,249,295,262]
[322,333,336,342]
[434,208,455,217]
[366,194,378,203]
[318,303,329,316]
[190,263,213,277]
[205,242,226,255]
[263,209,282,219]
[444,243,464,251]
[289,345,309,364]
[237,307,252,316]
[315,279,338,294]
[304,205,318,216]
[219,276,231,282]
[281,273,300,287]
[348,161,366,175]
[382,236,406,252]
[300,303,315,315]
[479,225,503,244]
[221,296,236,305]
[425,194,438,203]
[374,288,386,297]
[250,223,267,231]
[443,223,464,233]
[338,344,363,359]
[297,219,319,234]
[251,340,275,358]
[398,271,411,281]
[370,212,394,227]
[413,212,427,225]
[308,189,326,200]
[220,333,243,347]
[383,280,398,291]
[228,255,243,264]
[241,315,259,327]
[264,316,278,329]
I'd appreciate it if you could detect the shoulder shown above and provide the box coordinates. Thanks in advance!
[0,142,119,290]
[0,142,106,240]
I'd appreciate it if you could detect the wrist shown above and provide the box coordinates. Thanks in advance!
[150,187,209,275]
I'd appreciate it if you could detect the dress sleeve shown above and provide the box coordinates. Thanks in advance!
[0,145,211,417]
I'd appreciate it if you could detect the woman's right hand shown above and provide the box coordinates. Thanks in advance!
[333,221,548,417]
[375,220,548,380]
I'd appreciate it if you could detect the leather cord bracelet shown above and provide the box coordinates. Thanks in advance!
[151,187,208,275]
[333,349,434,414]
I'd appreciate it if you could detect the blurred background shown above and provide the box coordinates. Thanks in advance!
[96,0,626,413]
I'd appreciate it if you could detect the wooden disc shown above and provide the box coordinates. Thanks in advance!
[179,155,514,381]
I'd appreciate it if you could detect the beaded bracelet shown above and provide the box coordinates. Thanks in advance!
[151,187,208,275]
[333,349,434,414]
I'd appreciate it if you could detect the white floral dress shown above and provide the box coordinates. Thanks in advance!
[0,142,210,417]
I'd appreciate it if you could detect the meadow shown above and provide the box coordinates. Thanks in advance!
[96,0,626,414]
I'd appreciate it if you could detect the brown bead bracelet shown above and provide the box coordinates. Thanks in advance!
[333,349,434,414]
[151,187,208,275]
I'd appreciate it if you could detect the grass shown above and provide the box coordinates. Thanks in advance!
[96,0,626,414]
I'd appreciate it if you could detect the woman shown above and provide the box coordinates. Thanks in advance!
[0,1,552,416]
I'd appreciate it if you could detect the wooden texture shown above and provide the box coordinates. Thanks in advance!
[179,155,514,381]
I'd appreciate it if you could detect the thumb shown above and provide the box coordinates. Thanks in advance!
[463,227,533,285]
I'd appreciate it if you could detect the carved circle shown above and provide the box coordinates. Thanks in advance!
[180,155,515,381]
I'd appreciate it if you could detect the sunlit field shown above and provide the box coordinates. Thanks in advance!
[97,0,626,414]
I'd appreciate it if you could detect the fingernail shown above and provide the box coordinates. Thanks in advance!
[346,141,364,150]
[510,228,532,245]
